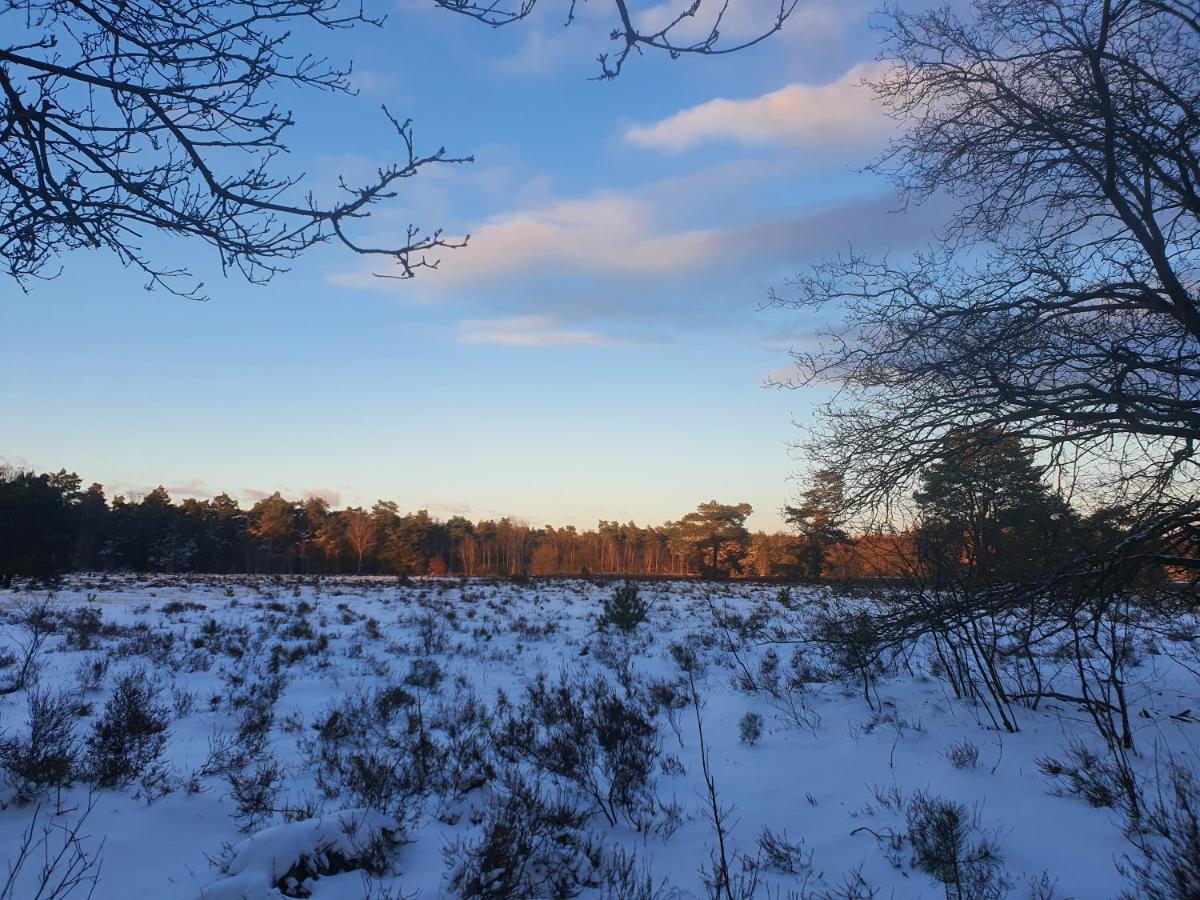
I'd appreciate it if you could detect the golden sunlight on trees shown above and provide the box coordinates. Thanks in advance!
[4,471,874,580]
[672,501,754,578]
[785,470,849,580]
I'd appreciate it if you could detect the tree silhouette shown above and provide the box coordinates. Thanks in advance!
[913,428,1071,589]
[0,0,474,297]
[776,0,1200,568]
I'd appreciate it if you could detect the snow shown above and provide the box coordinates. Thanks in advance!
[0,574,1196,898]
[202,809,399,900]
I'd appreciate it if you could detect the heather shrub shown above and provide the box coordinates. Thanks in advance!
[946,738,980,771]
[1119,761,1200,900]
[226,756,285,831]
[493,669,661,829]
[0,688,79,802]
[1037,740,1129,810]
[85,672,170,787]
[738,712,764,746]
[445,770,601,898]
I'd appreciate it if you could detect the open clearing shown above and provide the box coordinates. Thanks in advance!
[1,575,1196,899]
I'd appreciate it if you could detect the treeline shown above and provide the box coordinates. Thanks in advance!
[2,435,1178,586]
[0,469,852,581]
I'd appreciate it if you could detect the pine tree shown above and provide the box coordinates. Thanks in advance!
[674,501,753,577]
[785,469,849,580]
[914,428,1072,587]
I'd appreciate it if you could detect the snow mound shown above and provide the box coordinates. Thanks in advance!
[200,809,401,899]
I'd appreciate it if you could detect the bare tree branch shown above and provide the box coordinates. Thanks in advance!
[1,0,471,298]
[772,0,1200,552]
[433,0,797,79]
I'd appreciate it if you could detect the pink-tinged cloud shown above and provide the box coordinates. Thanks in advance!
[446,195,721,281]
[457,315,612,347]
[163,479,210,498]
[624,63,892,153]
[424,501,474,518]
[327,184,954,318]
[304,488,343,507]
[241,488,271,503]
[329,194,722,290]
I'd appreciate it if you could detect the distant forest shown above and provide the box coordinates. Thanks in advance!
[0,466,900,582]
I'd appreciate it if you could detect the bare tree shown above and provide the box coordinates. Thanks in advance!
[342,507,374,574]
[434,0,798,79]
[773,0,1200,566]
[1,0,470,298]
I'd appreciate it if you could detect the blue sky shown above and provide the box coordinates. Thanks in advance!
[1,0,948,530]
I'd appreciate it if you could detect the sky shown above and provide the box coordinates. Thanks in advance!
[0,0,950,531]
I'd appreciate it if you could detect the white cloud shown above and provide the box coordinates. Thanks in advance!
[457,315,613,347]
[304,488,343,507]
[456,195,722,280]
[756,331,823,353]
[494,31,575,75]
[163,479,211,498]
[330,193,724,289]
[348,69,396,96]
[0,455,33,471]
[326,172,955,342]
[624,63,891,153]
[762,363,803,385]
[100,478,212,500]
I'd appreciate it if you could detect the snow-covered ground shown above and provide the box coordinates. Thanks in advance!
[0,575,1196,899]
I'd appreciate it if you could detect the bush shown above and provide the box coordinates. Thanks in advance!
[85,673,170,787]
[61,607,106,650]
[302,683,452,816]
[445,770,601,898]
[227,757,284,832]
[599,581,649,633]
[0,688,79,802]
[1,596,56,694]
[812,606,882,707]
[946,738,980,770]
[738,712,764,746]
[431,687,495,803]
[73,656,108,695]
[235,698,275,759]
[494,669,661,829]
[404,658,444,691]
[1037,740,1127,810]
[598,848,672,900]
[1119,761,1200,900]
[756,828,813,876]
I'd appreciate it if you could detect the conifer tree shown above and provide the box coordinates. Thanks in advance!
[786,469,849,580]
[913,428,1072,588]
